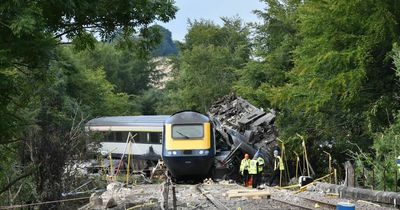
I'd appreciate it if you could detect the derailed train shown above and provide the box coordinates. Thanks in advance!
[162,111,216,179]
[85,95,277,179]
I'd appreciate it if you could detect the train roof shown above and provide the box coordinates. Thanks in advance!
[86,115,169,132]
[165,111,210,124]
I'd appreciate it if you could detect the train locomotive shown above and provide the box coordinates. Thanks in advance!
[162,111,216,179]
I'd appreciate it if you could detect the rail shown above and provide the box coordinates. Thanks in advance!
[196,184,229,210]
[271,193,337,210]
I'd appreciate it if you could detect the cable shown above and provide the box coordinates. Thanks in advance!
[0,196,90,209]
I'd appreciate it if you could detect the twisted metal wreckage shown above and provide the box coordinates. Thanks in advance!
[208,94,278,179]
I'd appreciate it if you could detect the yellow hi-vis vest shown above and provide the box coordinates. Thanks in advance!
[257,157,264,173]
[249,159,258,175]
[240,159,250,175]
[274,155,284,171]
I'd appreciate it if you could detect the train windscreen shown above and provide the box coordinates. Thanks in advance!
[172,124,204,139]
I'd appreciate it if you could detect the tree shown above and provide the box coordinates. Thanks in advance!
[268,0,400,174]
[0,0,177,144]
[158,18,251,113]
[235,0,301,107]
[70,43,159,96]
[0,0,177,207]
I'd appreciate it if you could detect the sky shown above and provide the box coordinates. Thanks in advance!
[158,0,267,41]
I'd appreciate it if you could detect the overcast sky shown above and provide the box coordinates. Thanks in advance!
[158,0,266,41]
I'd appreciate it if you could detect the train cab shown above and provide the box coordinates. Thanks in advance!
[162,111,216,179]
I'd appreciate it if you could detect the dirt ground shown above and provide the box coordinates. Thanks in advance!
[80,181,398,210]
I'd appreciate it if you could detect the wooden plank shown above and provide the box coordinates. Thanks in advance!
[227,191,270,199]
[226,189,258,194]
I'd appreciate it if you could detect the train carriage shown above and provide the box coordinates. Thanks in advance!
[86,115,169,161]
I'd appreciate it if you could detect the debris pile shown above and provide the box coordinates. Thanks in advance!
[79,182,160,210]
[208,94,278,176]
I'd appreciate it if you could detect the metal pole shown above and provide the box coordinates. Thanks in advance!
[334,169,337,184]
[394,168,397,192]
[353,166,356,187]
[126,140,132,185]
[323,151,332,184]
[109,153,113,177]
[303,141,310,177]
[294,152,299,180]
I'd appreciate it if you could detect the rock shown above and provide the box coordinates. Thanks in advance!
[89,193,103,206]
[106,182,123,191]
[106,197,118,208]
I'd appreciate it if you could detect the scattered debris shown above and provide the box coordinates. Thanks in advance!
[79,180,393,210]
[79,182,161,210]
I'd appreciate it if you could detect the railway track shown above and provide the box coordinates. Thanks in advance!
[195,183,338,210]
[196,184,230,210]
[162,183,339,210]
[161,177,338,210]
[271,195,337,209]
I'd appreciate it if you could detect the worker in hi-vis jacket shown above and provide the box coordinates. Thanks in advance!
[269,149,284,186]
[240,153,251,186]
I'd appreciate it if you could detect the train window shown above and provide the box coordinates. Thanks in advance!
[149,132,162,144]
[105,132,115,142]
[132,132,148,143]
[172,124,204,139]
[120,132,129,142]
[115,132,122,142]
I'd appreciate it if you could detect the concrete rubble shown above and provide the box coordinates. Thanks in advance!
[208,94,278,177]
[79,182,161,210]
[308,182,400,208]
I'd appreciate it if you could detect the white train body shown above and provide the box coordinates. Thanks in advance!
[85,116,169,160]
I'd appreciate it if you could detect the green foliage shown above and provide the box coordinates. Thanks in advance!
[235,0,301,109]
[352,45,400,191]
[0,0,177,144]
[71,43,159,96]
[260,0,399,174]
[158,19,251,113]
[234,0,400,178]
[0,0,177,206]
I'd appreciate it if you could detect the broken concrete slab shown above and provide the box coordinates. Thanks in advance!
[310,182,400,207]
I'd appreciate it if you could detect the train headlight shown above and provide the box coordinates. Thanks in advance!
[198,150,209,155]
[167,151,177,155]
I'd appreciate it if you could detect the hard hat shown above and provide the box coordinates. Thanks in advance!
[273,150,279,156]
